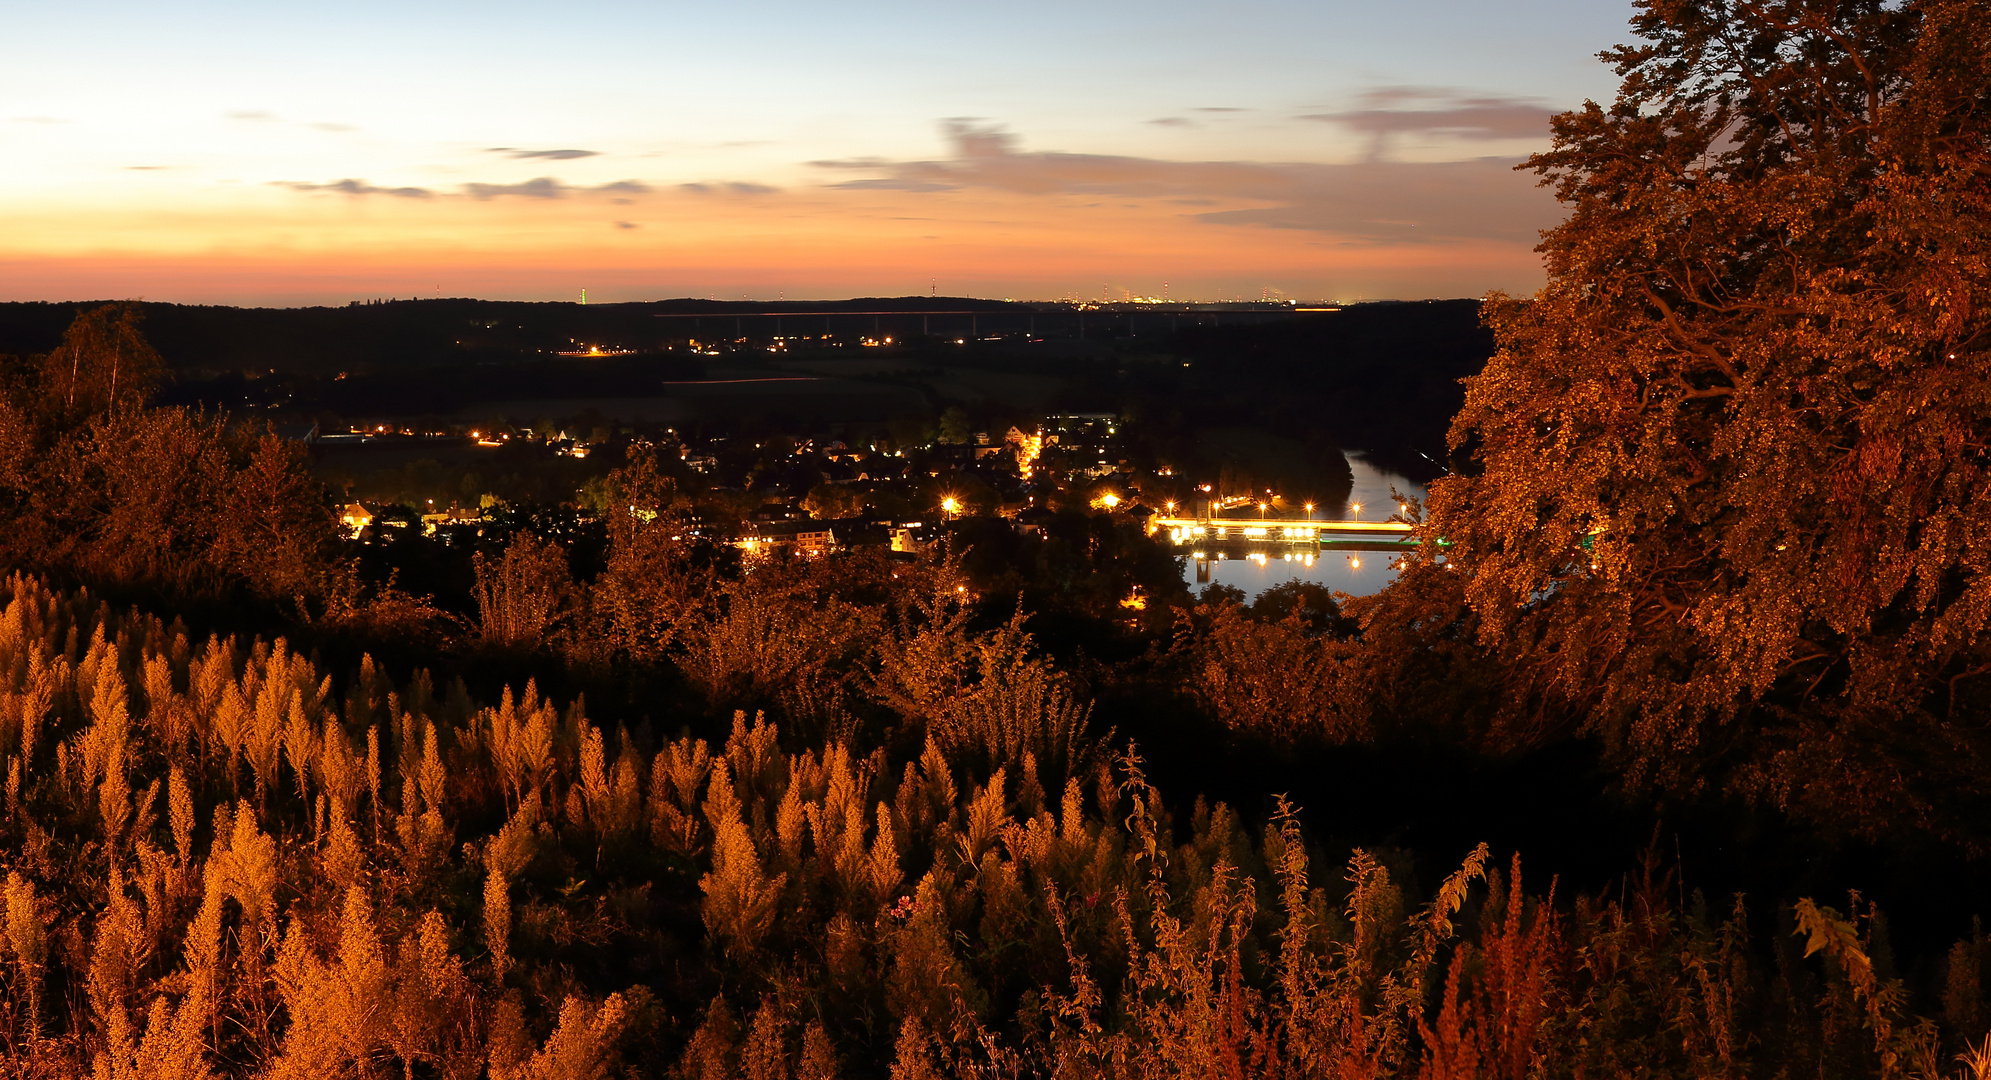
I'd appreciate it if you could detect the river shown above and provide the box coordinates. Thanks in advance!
[1179,454,1426,600]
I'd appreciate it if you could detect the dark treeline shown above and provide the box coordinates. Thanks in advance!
[1162,301,1490,480]
[0,297,1049,378]
[6,1,1991,1077]
[0,298,1471,491]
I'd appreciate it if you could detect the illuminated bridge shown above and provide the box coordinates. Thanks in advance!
[1148,515,1417,547]
[1150,515,1418,583]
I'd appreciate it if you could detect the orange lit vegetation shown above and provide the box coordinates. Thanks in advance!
[0,572,1966,1077]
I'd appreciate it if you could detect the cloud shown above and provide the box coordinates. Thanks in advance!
[488,147,600,160]
[1147,117,1194,128]
[227,110,277,122]
[463,177,567,199]
[1192,107,1246,113]
[274,175,649,202]
[125,165,171,171]
[460,177,652,200]
[309,122,357,132]
[275,179,434,198]
[1302,87,1554,158]
[811,120,1556,244]
[827,177,958,193]
[614,221,639,230]
[679,181,780,196]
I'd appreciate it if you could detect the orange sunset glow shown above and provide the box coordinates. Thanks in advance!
[5,1,1631,303]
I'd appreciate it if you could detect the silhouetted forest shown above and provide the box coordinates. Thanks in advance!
[4,1,1991,1076]
[0,297,1476,488]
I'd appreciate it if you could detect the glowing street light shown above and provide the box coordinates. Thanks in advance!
[1101,492,1121,509]
[1351,502,1362,522]
[940,496,961,516]
[1304,502,1314,522]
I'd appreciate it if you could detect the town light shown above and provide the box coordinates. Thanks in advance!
[1101,493,1121,509]
[941,496,961,515]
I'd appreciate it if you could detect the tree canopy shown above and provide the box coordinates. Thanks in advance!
[1430,0,1991,843]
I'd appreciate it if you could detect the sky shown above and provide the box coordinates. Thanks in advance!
[1,0,1638,306]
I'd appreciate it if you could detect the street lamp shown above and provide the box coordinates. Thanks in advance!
[1258,501,1268,521]
[1351,502,1361,522]
[1304,502,1313,522]
[1101,492,1121,509]
[941,496,961,517]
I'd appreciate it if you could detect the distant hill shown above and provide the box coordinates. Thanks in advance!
[0,297,1493,481]
[0,297,1051,376]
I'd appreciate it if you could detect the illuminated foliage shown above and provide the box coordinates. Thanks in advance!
[1429,0,1991,843]
[472,531,574,652]
[0,573,1960,1076]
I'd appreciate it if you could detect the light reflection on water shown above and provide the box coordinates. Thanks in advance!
[1180,455,1425,600]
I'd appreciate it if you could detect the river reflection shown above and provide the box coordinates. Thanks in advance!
[1180,454,1425,600]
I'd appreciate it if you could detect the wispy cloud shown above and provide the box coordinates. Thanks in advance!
[1302,87,1553,159]
[274,175,649,201]
[461,177,651,200]
[309,122,357,133]
[614,221,639,230]
[275,178,434,198]
[812,120,1555,244]
[679,181,780,196]
[226,110,277,122]
[487,147,600,160]
[1147,117,1194,128]
[463,177,568,199]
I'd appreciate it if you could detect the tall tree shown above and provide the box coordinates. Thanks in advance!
[1429,0,1991,844]
[41,303,165,419]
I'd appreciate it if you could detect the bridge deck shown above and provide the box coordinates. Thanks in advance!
[1150,516,1414,539]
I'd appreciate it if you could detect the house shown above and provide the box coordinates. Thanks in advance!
[738,520,838,557]
[339,502,375,538]
[890,522,938,553]
[420,503,483,536]
[794,526,836,557]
